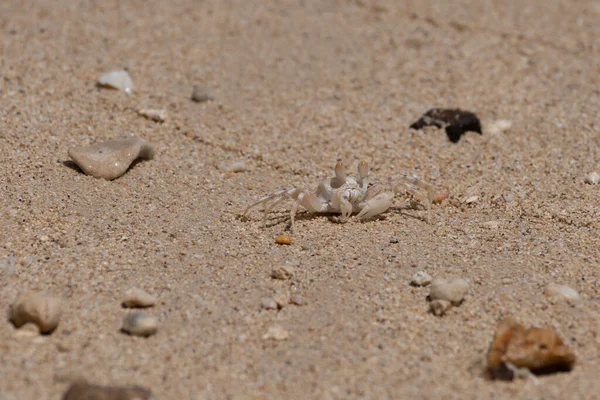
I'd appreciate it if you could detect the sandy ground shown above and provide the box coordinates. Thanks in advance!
[1,0,600,399]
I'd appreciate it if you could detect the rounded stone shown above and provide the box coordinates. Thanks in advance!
[544,284,580,303]
[191,85,213,102]
[121,313,158,337]
[122,288,157,308]
[430,299,452,316]
[68,137,154,180]
[410,271,432,287]
[429,278,469,306]
[10,292,62,334]
[584,172,600,185]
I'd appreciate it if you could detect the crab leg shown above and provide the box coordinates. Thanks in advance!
[391,175,437,223]
[357,192,395,219]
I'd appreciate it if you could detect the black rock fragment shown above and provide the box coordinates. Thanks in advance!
[410,108,482,143]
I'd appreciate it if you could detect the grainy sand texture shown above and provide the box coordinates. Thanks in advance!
[1,0,599,399]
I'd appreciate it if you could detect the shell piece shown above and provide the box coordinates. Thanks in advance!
[98,70,133,93]
[68,138,154,180]
[487,318,576,380]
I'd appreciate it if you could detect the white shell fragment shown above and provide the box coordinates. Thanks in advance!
[464,195,479,204]
[68,137,154,180]
[218,160,248,173]
[122,288,157,308]
[584,172,600,185]
[544,284,580,303]
[137,108,167,122]
[10,292,62,334]
[98,70,133,93]
[121,313,158,337]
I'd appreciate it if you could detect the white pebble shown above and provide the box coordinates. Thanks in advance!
[121,313,158,337]
[261,298,278,310]
[430,299,452,316]
[263,325,289,341]
[584,172,600,185]
[122,288,156,308]
[98,70,133,93]
[218,161,248,173]
[14,322,41,338]
[544,284,580,303]
[10,292,62,334]
[410,271,432,287]
[137,108,167,122]
[68,137,154,180]
[429,278,469,306]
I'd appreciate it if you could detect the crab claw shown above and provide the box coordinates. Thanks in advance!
[357,192,395,219]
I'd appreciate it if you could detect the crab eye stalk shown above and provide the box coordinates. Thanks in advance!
[358,161,369,180]
[334,162,346,182]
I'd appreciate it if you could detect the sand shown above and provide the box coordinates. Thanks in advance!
[1,0,599,399]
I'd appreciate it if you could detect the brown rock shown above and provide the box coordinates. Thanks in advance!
[275,235,292,245]
[62,382,154,400]
[10,292,62,334]
[487,318,576,380]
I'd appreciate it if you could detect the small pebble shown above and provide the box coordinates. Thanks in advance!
[464,195,479,204]
[271,265,294,280]
[137,108,167,122]
[122,288,157,308]
[275,235,292,245]
[429,278,469,306]
[486,120,513,135]
[62,382,155,400]
[432,190,450,204]
[584,172,600,185]
[191,85,213,102]
[272,292,289,309]
[410,271,432,287]
[544,284,580,303]
[263,325,289,341]
[430,299,452,316]
[482,221,500,229]
[68,137,154,180]
[261,298,278,310]
[218,160,248,172]
[121,313,158,337]
[10,292,62,334]
[289,294,307,306]
[14,322,41,338]
[97,70,133,93]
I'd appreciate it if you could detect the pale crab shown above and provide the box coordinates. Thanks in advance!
[242,161,439,232]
